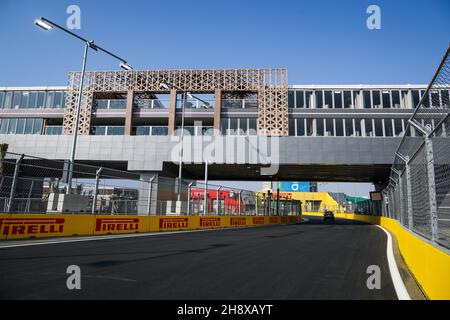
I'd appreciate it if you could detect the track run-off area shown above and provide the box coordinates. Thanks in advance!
[0,216,409,299]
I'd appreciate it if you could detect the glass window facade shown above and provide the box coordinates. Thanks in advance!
[0,90,66,109]
[0,118,43,134]
[287,117,409,137]
[220,118,257,135]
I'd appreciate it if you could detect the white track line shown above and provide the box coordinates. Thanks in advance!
[376,225,411,300]
[0,226,253,249]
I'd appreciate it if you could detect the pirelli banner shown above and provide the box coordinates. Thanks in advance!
[0,214,302,240]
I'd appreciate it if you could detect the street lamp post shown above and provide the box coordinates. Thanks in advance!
[35,17,132,194]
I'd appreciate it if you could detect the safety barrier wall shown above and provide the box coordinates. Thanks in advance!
[304,212,450,300]
[0,214,302,240]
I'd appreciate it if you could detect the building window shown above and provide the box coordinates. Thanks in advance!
[297,119,305,136]
[93,126,106,135]
[325,118,334,136]
[20,92,29,108]
[384,119,393,136]
[334,91,342,108]
[12,92,21,109]
[33,119,42,134]
[0,92,4,108]
[53,91,63,108]
[344,119,353,136]
[363,91,371,108]
[374,119,383,136]
[135,126,150,135]
[335,119,344,136]
[3,92,13,109]
[221,118,228,135]
[353,90,359,108]
[430,90,440,107]
[289,119,295,136]
[37,92,46,108]
[394,119,403,136]
[45,126,62,135]
[296,91,304,108]
[343,91,352,108]
[238,118,247,135]
[306,119,314,136]
[315,91,323,108]
[229,118,237,134]
[16,118,25,134]
[365,119,374,136]
[355,119,362,136]
[0,119,8,134]
[441,90,449,108]
[28,92,37,109]
[411,90,420,108]
[107,126,125,135]
[248,118,257,135]
[420,90,430,108]
[391,91,400,108]
[316,118,324,136]
[372,91,381,108]
[24,118,34,134]
[382,91,391,108]
[305,91,312,108]
[288,91,294,108]
[152,126,168,135]
[324,91,332,109]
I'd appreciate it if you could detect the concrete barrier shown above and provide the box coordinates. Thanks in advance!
[0,214,302,240]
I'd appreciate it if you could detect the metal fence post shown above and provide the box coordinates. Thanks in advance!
[216,186,221,216]
[405,158,414,230]
[425,136,438,243]
[92,167,103,214]
[187,181,194,216]
[238,191,242,216]
[147,175,155,215]
[7,154,24,213]
[25,180,35,213]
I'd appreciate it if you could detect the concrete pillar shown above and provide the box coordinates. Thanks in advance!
[214,89,222,135]
[168,89,177,135]
[125,90,134,135]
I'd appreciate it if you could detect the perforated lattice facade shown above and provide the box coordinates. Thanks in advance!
[63,68,288,136]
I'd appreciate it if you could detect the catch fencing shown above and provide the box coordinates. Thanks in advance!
[382,44,450,249]
[0,151,301,216]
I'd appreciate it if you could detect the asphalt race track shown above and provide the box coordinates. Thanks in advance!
[0,216,397,299]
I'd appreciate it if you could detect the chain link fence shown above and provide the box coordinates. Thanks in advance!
[0,151,302,216]
[382,44,450,249]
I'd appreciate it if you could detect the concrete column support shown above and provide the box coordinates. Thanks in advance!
[213,89,222,135]
[168,89,177,135]
[125,90,134,135]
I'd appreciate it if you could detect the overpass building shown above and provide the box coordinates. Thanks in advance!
[1,69,448,192]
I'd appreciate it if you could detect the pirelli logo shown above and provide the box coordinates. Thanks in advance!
[230,217,246,226]
[253,217,265,225]
[269,217,278,224]
[0,217,65,236]
[95,218,139,232]
[159,218,189,229]
[200,218,221,227]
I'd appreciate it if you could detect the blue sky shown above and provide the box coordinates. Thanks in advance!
[0,0,449,87]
